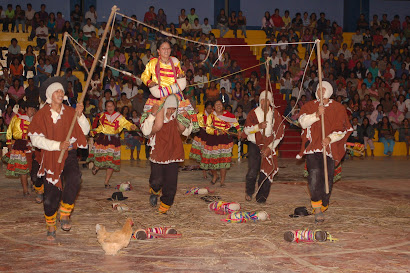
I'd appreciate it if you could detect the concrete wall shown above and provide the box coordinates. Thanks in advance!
[369,0,410,21]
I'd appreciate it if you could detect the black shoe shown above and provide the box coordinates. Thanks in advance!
[149,194,158,207]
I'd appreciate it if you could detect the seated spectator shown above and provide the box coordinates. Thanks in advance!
[2,104,14,126]
[370,104,385,125]
[14,5,25,33]
[157,8,167,27]
[33,58,50,87]
[9,58,24,85]
[24,45,36,78]
[228,11,238,38]
[262,11,274,38]
[201,17,212,36]
[85,5,97,25]
[144,6,157,26]
[282,10,291,29]
[110,49,126,67]
[131,90,145,115]
[382,92,394,113]
[122,79,138,101]
[7,38,22,67]
[45,35,58,56]
[237,11,247,38]
[398,118,410,156]
[280,71,293,102]
[338,43,352,60]
[389,104,404,130]
[55,12,65,40]
[181,18,192,37]
[105,78,121,99]
[25,3,35,33]
[235,105,247,126]
[348,117,364,144]
[191,18,202,38]
[2,4,15,32]
[99,90,114,112]
[239,93,252,114]
[219,87,230,105]
[25,78,39,103]
[217,9,229,38]
[378,116,395,156]
[0,79,8,112]
[35,20,48,50]
[291,12,303,33]
[188,8,199,25]
[357,14,369,33]
[178,9,187,27]
[0,117,7,148]
[361,117,375,157]
[83,18,96,40]
[117,92,132,110]
[205,81,219,102]
[47,12,57,38]
[7,78,25,104]
[70,4,83,26]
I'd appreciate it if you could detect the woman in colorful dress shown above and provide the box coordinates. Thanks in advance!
[140,38,198,134]
[200,100,240,187]
[87,100,137,188]
[190,101,214,179]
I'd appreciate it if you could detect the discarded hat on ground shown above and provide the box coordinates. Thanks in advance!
[289,206,311,218]
[107,192,128,201]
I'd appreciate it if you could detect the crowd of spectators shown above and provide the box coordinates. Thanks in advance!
[0,4,409,156]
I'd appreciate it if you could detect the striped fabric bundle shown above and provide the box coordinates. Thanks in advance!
[132,227,180,240]
[208,201,241,215]
[223,211,269,223]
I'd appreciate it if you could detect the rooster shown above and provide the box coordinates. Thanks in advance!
[96,218,134,255]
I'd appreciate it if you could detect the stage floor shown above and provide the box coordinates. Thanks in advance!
[0,157,409,272]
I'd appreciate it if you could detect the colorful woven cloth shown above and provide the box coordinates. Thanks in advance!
[132,227,180,240]
[223,211,269,223]
[208,201,241,215]
[346,142,365,157]
[185,187,209,195]
[283,229,337,243]
[87,134,121,171]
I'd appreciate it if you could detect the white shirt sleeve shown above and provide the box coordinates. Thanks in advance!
[30,134,61,151]
[77,114,90,135]
[244,125,259,135]
[328,131,347,144]
[298,113,320,129]
[182,122,193,137]
[141,114,156,136]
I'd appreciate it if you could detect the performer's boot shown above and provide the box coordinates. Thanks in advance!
[34,184,44,204]
[59,201,74,231]
[149,188,160,207]
[45,212,57,240]
[158,202,170,214]
[311,200,324,223]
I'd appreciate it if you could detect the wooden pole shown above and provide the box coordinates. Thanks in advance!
[57,6,118,163]
[55,32,68,76]
[100,20,116,82]
[262,61,270,137]
[315,39,329,194]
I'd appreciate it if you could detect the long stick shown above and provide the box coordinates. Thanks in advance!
[262,61,270,137]
[55,32,68,76]
[100,19,116,82]
[57,6,118,163]
[315,39,329,194]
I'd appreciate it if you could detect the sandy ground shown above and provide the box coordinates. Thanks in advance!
[0,157,409,272]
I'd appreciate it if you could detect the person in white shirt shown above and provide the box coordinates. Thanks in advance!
[191,18,202,38]
[84,5,97,25]
[219,77,231,95]
[122,79,138,101]
[36,20,49,49]
[141,49,152,66]
[202,18,212,36]
[338,43,352,60]
[97,22,106,37]
[82,18,96,38]
[194,68,207,104]
[384,29,395,45]
[25,3,35,33]
[350,29,363,47]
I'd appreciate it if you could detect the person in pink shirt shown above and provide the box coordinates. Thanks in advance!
[389,104,404,130]
[110,49,126,67]
[7,79,25,104]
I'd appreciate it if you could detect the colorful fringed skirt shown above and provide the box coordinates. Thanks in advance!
[142,93,199,133]
[189,128,208,163]
[199,133,233,170]
[87,134,121,171]
[5,139,32,177]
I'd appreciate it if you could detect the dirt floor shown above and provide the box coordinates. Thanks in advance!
[0,156,409,273]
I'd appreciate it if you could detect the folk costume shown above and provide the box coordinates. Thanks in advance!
[141,95,193,214]
[199,111,240,170]
[87,111,134,171]
[243,91,285,203]
[5,102,42,196]
[297,81,352,218]
[189,111,210,163]
[28,77,90,235]
[140,56,199,133]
